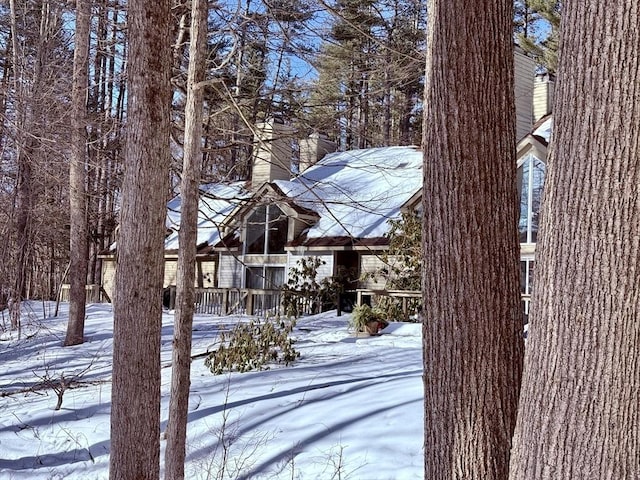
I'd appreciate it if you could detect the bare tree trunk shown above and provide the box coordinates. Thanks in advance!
[421,0,523,478]
[8,0,29,331]
[509,2,640,478]
[109,0,171,478]
[65,0,91,347]
[164,0,207,477]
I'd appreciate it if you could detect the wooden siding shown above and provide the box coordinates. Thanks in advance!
[102,258,116,301]
[290,217,312,242]
[243,254,288,266]
[164,260,177,287]
[515,50,535,141]
[218,253,243,288]
[197,260,217,287]
[287,251,334,281]
[533,75,554,122]
[359,253,388,289]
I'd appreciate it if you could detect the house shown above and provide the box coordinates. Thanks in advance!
[517,111,552,319]
[99,129,425,305]
[99,182,251,303]
[214,140,425,295]
[99,51,553,315]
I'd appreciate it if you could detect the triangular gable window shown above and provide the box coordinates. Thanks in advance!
[245,204,288,254]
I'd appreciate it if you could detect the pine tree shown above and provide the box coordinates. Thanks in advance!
[65,0,91,346]
[422,0,523,477]
[164,0,207,477]
[308,0,424,148]
[509,1,640,477]
[517,0,561,73]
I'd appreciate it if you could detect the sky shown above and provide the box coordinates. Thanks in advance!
[0,302,424,479]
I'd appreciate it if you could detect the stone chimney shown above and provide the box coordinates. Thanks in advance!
[251,118,295,187]
[533,72,555,122]
[299,132,337,173]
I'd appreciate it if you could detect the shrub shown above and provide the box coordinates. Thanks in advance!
[282,257,342,318]
[205,318,300,375]
[349,304,388,333]
[373,295,421,322]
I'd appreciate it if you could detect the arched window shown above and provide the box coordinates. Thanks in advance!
[517,153,546,244]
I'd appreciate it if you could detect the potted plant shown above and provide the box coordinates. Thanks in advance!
[350,304,389,335]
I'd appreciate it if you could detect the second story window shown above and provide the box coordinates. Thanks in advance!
[245,205,288,254]
[518,153,546,244]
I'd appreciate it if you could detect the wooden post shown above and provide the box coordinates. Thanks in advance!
[169,286,176,310]
[222,289,229,316]
[246,290,253,316]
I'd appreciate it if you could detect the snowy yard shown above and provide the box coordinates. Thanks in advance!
[0,302,424,479]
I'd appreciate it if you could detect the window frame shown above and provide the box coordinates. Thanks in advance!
[517,153,546,245]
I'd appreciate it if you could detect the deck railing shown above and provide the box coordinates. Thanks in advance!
[356,289,532,323]
[166,287,317,317]
[195,288,283,316]
[59,284,105,303]
[61,285,531,321]
[355,289,422,321]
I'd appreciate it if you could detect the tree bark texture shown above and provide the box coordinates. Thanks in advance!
[509,2,640,479]
[164,0,207,478]
[109,0,171,478]
[65,0,91,347]
[422,1,524,478]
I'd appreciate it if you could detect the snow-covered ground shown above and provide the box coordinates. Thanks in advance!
[0,302,423,479]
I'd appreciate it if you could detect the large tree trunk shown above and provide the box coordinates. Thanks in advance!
[421,0,523,478]
[65,0,91,347]
[164,0,207,477]
[109,0,172,478]
[508,2,640,478]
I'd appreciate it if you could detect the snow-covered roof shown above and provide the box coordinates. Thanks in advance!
[164,182,250,251]
[163,146,423,252]
[532,115,552,143]
[275,146,423,240]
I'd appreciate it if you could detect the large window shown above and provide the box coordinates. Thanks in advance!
[245,205,288,254]
[517,154,546,244]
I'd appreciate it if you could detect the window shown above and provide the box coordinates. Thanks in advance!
[245,266,285,289]
[520,259,534,295]
[517,154,546,244]
[521,258,534,323]
[245,205,288,254]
